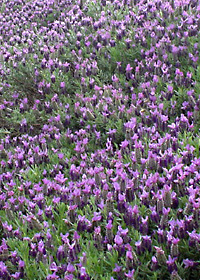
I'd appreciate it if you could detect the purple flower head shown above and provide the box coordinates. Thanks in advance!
[124,269,135,279]
[183,259,196,268]
[166,255,177,273]
[47,272,59,280]
[67,263,75,273]
[154,246,167,265]
[126,64,133,73]
[114,235,123,246]
[151,256,158,271]
[11,272,21,279]
[142,235,152,252]
[79,267,90,280]
[113,263,122,273]
[73,231,80,241]
[0,261,8,277]
[64,274,74,280]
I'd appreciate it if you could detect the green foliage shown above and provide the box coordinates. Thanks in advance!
[82,241,117,278]
[53,202,68,235]
[0,1,199,280]
[7,62,41,98]
[178,131,200,158]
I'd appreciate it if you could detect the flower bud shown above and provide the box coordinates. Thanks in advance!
[170,270,182,280]
[155,246,167,265]
[135,147,142,164]
[94,227,103,250]
[106,193,114,216]
[163,186,172,207]
[56,245,65,261]
[170,239,179,258]
[126,250,134,270]
[31,215,43,231]
[106,220,113,243]
[157,197,164,215]
[147,154,157,170]
[151,256,158,271]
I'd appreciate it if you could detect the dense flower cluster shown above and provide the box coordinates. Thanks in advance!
[0,0,200,279]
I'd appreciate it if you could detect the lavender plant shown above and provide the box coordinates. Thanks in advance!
[0,0,200,279]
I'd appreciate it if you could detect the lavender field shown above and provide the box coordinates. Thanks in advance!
[0,0,200,279]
